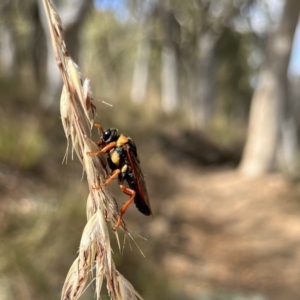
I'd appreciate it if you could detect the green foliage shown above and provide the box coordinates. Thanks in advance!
[0,0,37,71]
[0,120,46,170]
[80,10,138,100]
[216,28,259,124]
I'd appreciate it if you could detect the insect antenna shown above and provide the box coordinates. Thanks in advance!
[94,123,105,135]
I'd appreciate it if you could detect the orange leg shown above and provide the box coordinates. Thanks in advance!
[94,123,102,129]
[94,123,104,133]
[87,141,116,156]
[114,185,136,230]
[92,169,120,190]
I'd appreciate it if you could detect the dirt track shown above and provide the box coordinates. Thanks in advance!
[155,169,300,300]
[2,150,300,299]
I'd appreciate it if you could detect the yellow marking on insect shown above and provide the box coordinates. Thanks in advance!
[117,134,129,147]
[121,164,128,173]
[111,151,120,165]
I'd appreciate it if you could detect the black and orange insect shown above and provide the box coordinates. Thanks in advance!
[88,124,152,229]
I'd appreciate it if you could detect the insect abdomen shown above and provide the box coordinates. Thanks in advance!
[125,173,151,216]
[134,194,151,216]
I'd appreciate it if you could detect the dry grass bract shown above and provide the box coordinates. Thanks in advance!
[42,0,143,299]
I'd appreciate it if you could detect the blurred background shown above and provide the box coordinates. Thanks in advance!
[1,0,300,299]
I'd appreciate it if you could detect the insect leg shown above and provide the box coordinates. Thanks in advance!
[92,169,120,190]
[94,123,103,132]
[114,185,136,230]
[87,141,117,156]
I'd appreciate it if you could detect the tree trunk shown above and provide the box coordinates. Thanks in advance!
[131,36,151,104]
[279,72,298,174]
[194,31,217,129]
[161,43,179,113]
[0,4,17,78]
[29,1,46,84]
[239,0,300,176]
[37,0,93,109]
[160,6,180,114]
[0,22,17,78]
[130,2,158,104]
[279,114,298,173]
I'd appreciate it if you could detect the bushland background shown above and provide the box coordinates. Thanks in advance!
[1,0,300,299]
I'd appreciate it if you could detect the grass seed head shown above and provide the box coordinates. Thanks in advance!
[43,0,144,299]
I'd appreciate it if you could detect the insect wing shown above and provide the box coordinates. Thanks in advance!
[125,146,152,215]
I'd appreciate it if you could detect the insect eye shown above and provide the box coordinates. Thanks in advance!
[103,130,111,141]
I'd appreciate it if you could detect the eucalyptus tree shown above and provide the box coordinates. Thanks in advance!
[129,0,256,128]
[240,0,300,176]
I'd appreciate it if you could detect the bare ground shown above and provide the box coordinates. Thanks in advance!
[152,167,300,300]
[1,113,300,299]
